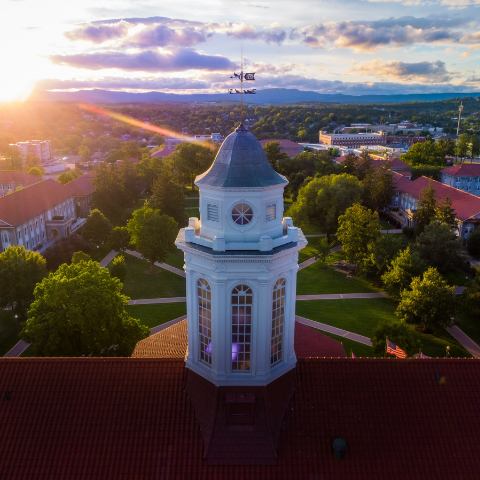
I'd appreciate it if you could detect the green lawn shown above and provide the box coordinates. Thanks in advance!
[125,302,187,329]
[185,199,199,208]
[184,188,199,198]
[456,305,480,347]
[185,208,200,219]
[90,244,113,262]
[0,310,20,357]
[296,298,470,358]
[442,269,470,287]
[119,253,186,299]
[297,260,378,295]
[164,250,185,270]
[380,220,395,230]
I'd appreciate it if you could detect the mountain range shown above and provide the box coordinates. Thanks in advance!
[31,88,480,105]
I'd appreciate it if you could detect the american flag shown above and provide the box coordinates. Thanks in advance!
[387,340,407,358]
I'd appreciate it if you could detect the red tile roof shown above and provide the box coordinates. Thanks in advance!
[335,155,409,170]
[441,164,480,177]
[150,147,175,158]
[0,170,41,185]
[1,357,479,478]
[132,320,346,359]
[0,179,75,227]
[66,175,96,196]
[396,176,480,221]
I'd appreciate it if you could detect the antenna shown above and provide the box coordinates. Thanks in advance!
[457,101,463,136]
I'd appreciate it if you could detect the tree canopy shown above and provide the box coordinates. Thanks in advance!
[0,246,47,321]
[149,170,186,226]
[21,260,149,356]
[401,141,445,167]
[371,319,418,357]
[81,209,112,245]
[290,173,363,240]
[127,207,178,273]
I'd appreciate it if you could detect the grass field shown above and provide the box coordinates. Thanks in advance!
[456,305,480,347]
[297,259,378,295]
[185,199,199,208]
[164,250,185,270]
[119,253,186,299]
[185,207,200,219]
[125,302,187,329]
[0,310,20,357]
[296,298,470,358]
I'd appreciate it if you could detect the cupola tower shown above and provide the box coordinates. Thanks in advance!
[176,125,307,386]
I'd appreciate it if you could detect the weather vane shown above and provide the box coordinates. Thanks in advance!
[228,51,256,125]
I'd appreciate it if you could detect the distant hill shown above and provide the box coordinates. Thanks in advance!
[31,88,480,105]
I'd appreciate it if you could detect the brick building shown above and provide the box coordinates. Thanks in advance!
[0,170,41,196]
[319,131,387,147]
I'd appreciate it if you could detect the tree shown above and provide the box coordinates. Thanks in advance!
[463,271,480,313]
[71,251,92,264]
[360,234,408,282]
[172,142,216,190]
[467,228,480,257]
[371,319,418,357]
[27,167,43,178]
[81,209,112,245]
[436,196,457,230]
[438,137,456,159]
[110,255,127,284]
[416,222,463,273]
[396,267,457,333]
[21,261,150,356]
[456,133,470,162]
[127,207,178,273]
[290,174,363,240]
[471,134,480,160]
[401,141,445,167]
[43,234,92,271]
[362,164,395,211]
[262,141,289,170]
[57,168,83,185]
[78,145,92,162]
[0,246,47,322]
[152,133,165,146]
[382,247,427,300]
[413,183,438,235]
[313,237,334,264]
[149,170,186,226]
[342,153,358,176]
[108,227,131,252]
[337,204,380,268]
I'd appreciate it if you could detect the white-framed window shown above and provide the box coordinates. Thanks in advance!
[198,278,212,366]
[266,203,276,222]
[35,220,38,229]
[271,278,286,366]
[24,227,27,236]
[232,204,253,226]
[40,217,43,225]
[231,285,252,372]
[207,204,219,222]
[17,229,21,238]
[1,232,9,243]
[42,232,45,240]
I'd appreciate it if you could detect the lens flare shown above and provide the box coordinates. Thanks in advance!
[78,103,215,149]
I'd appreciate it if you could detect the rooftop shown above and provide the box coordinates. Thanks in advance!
[0,179,76,227]
[66,174,96,196]
[441,164,480,177]
[0,170,42,186]
[195,125,287,189]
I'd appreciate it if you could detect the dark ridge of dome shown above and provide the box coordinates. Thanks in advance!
[195,125,288,188]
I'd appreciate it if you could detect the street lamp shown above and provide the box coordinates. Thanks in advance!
[14,314,19,336]
[446,345,450,358]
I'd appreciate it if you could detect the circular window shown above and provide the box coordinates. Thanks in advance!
[231,204,253,226]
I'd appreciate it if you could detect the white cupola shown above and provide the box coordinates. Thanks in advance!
[176,125,307,386]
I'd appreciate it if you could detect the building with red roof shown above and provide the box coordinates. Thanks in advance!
[335,155,409,171]
[259,139,305,157]
[390,173,480,238]
[0,170,41,197]
[66,174,96,217]
[0,179,77,252]
[440,164,480,196]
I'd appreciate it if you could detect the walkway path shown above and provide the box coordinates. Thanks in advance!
[99,250,118,267]
[129,297,186,305]
[446,326,480,358]
[125,249,186,277]
[380,229,403,234]
[4,340,30,358]
[295,315,372,346]
[296,292,385,300]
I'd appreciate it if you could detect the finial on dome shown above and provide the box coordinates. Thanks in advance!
[236,123,248,132]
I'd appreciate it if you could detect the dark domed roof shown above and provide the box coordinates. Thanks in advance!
[195,125,287,188]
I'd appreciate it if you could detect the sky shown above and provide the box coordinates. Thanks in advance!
[1,0,480,101]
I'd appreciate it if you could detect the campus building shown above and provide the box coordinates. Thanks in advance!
[0,179,78,253]
[319,131,387,147]
[0,170,41,196]
[259,138,305,157]
[1,127,479,478]
[9,140,53,161]
[440,164,480,196]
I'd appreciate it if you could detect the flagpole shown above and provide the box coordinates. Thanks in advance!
[240,46,243,125]
[385,336,388,359]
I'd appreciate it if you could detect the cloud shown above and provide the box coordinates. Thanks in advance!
[366,0,480,7]
[65,22,129,43]
[223,22,287,44]
[36,77,209,91]
[89,16,204,27]
[349,59,457,83]
[292,17,462,52]
[127,24,210,47]
[461,51,472,57]
[49,48,235,72]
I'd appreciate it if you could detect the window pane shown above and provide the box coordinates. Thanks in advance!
[271,278,286,365]
[231,285,252,372]
[198,279,212,366]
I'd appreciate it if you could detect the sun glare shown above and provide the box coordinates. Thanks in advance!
[0,76,35,102]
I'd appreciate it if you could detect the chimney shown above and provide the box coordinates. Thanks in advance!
[332,437,347,460]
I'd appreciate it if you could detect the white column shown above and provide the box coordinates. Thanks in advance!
[211,278,227,379]
[256,278,271,378]
[184,267,196,364]
[285,264,298,363]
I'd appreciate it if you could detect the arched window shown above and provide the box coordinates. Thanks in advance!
[231,285,252,372]
[198,279,212,366]
[271,278,286,365]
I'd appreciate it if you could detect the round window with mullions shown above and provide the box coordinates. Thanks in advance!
[231,204,254,226]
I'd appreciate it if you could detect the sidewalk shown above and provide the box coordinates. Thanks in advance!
[125,249,186,277]
[446,326,480,358]
[129,297,186,305]
[296,293,385,300]
[99,250,118,267]
[4,340,30,357]
[295,315,372,346]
